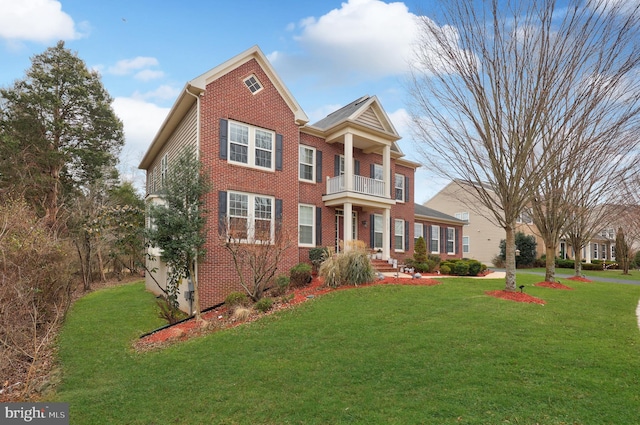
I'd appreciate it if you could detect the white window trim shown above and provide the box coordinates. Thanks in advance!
[593,243,598,259]
[373,164,383,181]
[373,214,383,250]
[431,225,440,253]
[298,204,315,247]
[394,173,405,202]
[227,191,275,244]
[160,155,168,188]
[447,227,455,254]
[228,120,275,171]
[414,222,423,241]
[394,219,405,252]
[455,212,469,221]
[463,236,470,254]
[299,145,315,182]
[243,74,263,94]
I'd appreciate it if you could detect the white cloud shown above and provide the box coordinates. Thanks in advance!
[0,0,82,43]
[134,69,164,81]
[107,56,159,76]
[274,0,420,81]
[132,85,181,102]
[112,96,169,161]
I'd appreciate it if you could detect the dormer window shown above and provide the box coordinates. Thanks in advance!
[244,75,263,94]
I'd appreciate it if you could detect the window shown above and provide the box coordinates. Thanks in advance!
[463,236,470,253]
[611,244,616,260]
[601,244,606,260]
[431,225,440,253]
[373,164,383,181]
[394,219,404,251]
[160,155,168,188]
[414,223,423,242]
[299,146,315,182]
[228,121,274,170]
[593,243,598,259]
[455,212,469,221]
[394,174,405,202]
[243,74,263,94]
[447,228,455,254]
[374,214,383,249]
[517,209,533,224]
[227,191,274,242]
[299,204,315,246]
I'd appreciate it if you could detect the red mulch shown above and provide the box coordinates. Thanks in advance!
[485,290,545,305]
[534,281,574,290]
[566,276,592,282]
[135,275,441,351]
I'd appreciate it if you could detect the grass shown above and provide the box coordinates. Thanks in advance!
[53,275,640,424]
[522,267,640,282]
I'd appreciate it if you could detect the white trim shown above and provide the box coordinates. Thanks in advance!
[228,120,275,171]
[299,145,315,182]
[298,204,315,247]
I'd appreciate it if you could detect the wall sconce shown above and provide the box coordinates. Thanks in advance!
[362,220,368,228]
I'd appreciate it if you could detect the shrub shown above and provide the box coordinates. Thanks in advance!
[413,262,430,273]
[499,232,537,267]
[271,274,290,296]
[414,236,428,263]
[225,291,249,308]
[492,255,505,268]
[309,247,330,272]
[319,255,342,288]
[290,263,312,288]
[341,250,376,286]
[440,264,451,275]
[467,260,482,276]
[582,262,603,271]
[156,296,187,324]
[255,297,273,313]
[453,260,470,276]
[428,254,442,268]
[556,259,574,269]
[232,306,252,321]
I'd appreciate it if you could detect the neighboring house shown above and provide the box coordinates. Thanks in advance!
[414,204,466,261]
[139,46,464,313]
[424,180,545,264]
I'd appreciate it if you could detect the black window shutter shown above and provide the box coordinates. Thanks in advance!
[405,220,410,251]
[275,199,283,234]
[334,155,340,176]
[455,228,460,255]
[354,159,360,176]
[441,227,447,254]
[390,217,394,250]
[405,176,410,202]
[426,224,431,250]
[219,119,228,160]
[370,214,375,248]
[275,134,283,171]
[218,191,227,235]
[370,163,374,178]
[316,207,322,245]
[316,150,323,183]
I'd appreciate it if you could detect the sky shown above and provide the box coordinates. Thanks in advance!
[0,0,451,203]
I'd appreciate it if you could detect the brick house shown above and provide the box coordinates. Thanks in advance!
[139,46,464,313]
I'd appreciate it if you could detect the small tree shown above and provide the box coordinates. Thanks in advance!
[147,146,210,321]
[499,232,537,268]
[615,227,632,275]
[414,236,428,263]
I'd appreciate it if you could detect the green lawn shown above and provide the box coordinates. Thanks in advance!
[53,276,640,424]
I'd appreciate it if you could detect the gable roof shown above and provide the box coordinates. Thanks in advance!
[139,45,309,170]
[414,203,466,225]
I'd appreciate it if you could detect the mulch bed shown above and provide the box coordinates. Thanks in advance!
[135,275,442,351]
[566,276,592,282]
[485,290,546,305]
[534,281,574,290]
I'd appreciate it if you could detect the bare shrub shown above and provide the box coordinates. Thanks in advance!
[0,198,75,399]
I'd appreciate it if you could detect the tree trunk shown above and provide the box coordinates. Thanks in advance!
[96,248,106,282]
[504,225,517,291]
[545,245,557,282]
[574,248,583,277]
[189,260,202,322]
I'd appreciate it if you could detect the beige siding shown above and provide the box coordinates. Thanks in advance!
[146,104,198,195]
[356,108,385,132]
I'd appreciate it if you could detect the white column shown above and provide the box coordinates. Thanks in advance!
[383,144,391,198]
[344,203,353,251]
[383,207,391,260]
[345,133,354,191]
[585,241,592,263]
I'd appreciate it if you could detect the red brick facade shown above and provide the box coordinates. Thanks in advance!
[140,47,464,312]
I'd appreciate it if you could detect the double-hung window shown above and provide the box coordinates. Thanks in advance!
[373,164,383,181]
[430,225,440,253]
[298,204,315,246]
[299,146,315,182]
[394,219,404,251]
[394,174,405,202]
[447,228,455,254]
[160,155,168,188]
[455,212,469,221]
[227,191,274,242]
[228,121,274,170]
[414,223,423,243]
[373,214,383,249]
[463,236,470,253]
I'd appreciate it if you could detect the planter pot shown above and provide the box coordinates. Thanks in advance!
[376,253,382,260]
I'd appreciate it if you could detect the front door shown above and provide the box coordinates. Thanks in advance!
[335,209,357,252]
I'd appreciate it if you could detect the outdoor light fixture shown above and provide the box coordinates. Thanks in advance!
[362,220,367,227]
[515,249,521,256]
[519,285,525,293]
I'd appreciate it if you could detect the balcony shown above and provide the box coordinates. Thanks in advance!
[326,175,387,198]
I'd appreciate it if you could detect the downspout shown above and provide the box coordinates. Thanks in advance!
[184,85,201,316]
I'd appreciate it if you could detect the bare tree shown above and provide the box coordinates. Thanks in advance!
[408,0,640,291]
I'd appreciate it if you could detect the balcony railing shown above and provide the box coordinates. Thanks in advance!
[326,175,386,197]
